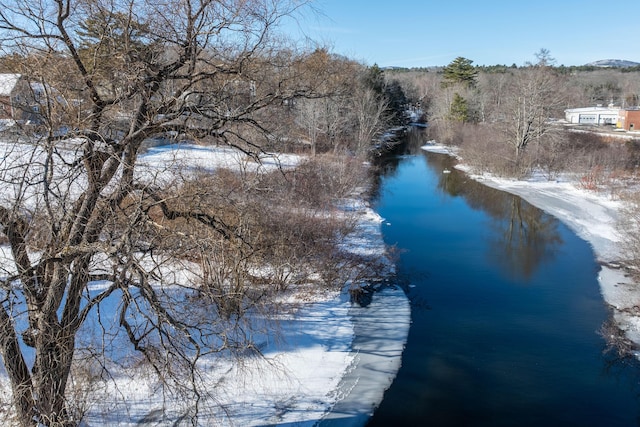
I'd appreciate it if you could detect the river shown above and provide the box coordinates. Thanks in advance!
[366,129,640,426]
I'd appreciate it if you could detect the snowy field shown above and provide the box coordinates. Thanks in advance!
[422,142,640,350]
[0,141,411,426]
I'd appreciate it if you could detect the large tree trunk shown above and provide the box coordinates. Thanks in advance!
[0,307,36,426]
[1,292,78,426]
[32,322,76,426]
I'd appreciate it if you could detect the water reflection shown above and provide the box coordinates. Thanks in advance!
[369,127,432,200]
[421,151,563,282]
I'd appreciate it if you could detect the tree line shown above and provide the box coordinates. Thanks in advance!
[387,50,640,177]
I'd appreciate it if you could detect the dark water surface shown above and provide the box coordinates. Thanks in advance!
[367,131,640,427]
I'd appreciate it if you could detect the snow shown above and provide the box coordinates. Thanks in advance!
[0,73,20,96]
[0,141,410,426]
[78,280,409,426]
[84,291,357,426]
[140,143,302,174]
[422,142,640,348]
[321,287,410,427]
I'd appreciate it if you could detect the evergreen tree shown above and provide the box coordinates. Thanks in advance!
[77,10,153,78]
[442,57,478,88]
[362,63,385,96]
[384,80,409,124]
[361,64,410,125]
[448,92,469,122]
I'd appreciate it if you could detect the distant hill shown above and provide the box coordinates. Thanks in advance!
[584,59,640,68]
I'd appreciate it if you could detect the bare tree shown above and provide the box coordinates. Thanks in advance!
[618,191,640,277]
[351,87,389,155]
[497,59,566,170]
[295,97,323,155]
[292,49,360,155]
[0,0,361,425]
[476,70,511,123]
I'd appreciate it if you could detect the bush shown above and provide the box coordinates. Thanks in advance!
[147,153,374,303]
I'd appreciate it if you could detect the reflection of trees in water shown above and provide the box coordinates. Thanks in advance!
[374,127,563,281]
[420,143,639,373]
[370,126,433,200]
[495,197,562,280]
[423,151,563,282]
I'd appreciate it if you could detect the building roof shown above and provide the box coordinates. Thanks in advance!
[564,106,620,114]
[0,74,22,97]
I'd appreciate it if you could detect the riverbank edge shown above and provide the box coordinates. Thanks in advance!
[422,142,640,353]
[318,194,412,426]
[318,285,411,427]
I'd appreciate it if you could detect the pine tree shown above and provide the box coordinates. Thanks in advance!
[442,57,478,88]
[77,11,153,78]
[448,92,469,122]
[362,63,385,97]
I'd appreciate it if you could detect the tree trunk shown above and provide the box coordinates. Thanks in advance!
[0,307,36,426]
[32,321,76,426]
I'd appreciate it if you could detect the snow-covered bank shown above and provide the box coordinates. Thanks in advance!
[320,199,411,427]
[85,198,410,426]
[0,142,411,426]
[422,142,640,349]
[86,289,358,426]
[320,287,410,427]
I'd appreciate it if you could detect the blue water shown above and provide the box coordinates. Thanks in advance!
[367,139,640,426]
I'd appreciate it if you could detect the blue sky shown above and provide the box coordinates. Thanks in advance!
[287,0,639,67]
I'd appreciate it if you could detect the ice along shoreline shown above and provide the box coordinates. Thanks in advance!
[318,196,411,427]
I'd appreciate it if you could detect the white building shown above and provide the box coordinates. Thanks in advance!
[564,106,620,125]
